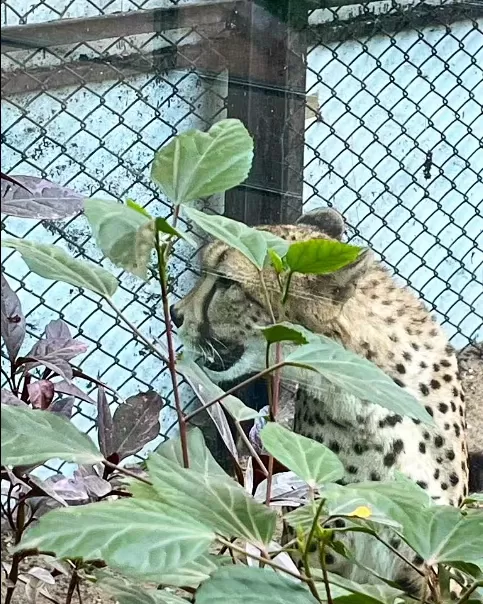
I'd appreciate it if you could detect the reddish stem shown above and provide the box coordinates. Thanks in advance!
[156,230,189,468]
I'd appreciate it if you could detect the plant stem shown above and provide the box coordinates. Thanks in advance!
[420,573,429,604]
[4,500,26,604]
[281,271,294,305]
[184,362,286,422]
[154,231,189,468]
[456,580,483,604]
[103,459,152,486]
[373,534,424,577]
[105,298,169,365]
[318,541,334,604]
[301,499,326,603]
[1,365,15,391]
[65,570,78,604]
[235,420,268,478]
[215,536,306,583]
[259,271,276,324]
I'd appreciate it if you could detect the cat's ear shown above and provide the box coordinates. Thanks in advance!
[296,207,345,240]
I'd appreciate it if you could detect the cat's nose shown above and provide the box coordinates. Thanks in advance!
[170,305,184,328]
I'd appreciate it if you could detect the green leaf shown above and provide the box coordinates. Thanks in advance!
[84,198,154,279]
[268,248,285,273]
[261,423,344,488]
[464,493,483,505]
[16,499,214,576]
[177,354,262,422]
[1,238,118,297]
[318,476,433,531]
[1,404,103,466]
[316,573,405,604]
[399,505,483,565]
[286,239,362,274]
[151,119,253,205]
[99,575,189,604]
[261,323,310,346]
[259,231,290,259]
[126,199,153,218]
[143,554,225,589]
[155,217,190,243]
[183,207,268,269]
[147,451,276,544]
[155,427,231,480]
[196,566,319,604]
[285,335,432,423]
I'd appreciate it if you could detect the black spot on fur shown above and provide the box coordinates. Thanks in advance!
[454,423,460,437]
[433,469,440,480]
[412,418,421,425]
[434,435,444,448]
[446,449,455,461]
[440,359,451,367]
[425,406,434,417]
[370,472,381,481]
[444,423,450,430]
[445,345,454,355]
[347,465,358,474]
[429,328,438,337]
[393,378,405,388]
[423,431,430,440]
[389,334,398,342]
[450,402,457,412]
[452,387,459,397]
[333,519,346,528]
[438,403,448,413]
[353,443,368,455]
[420,361,428,369]
[403,351,412,361]
[443,374,452,383]
[325,553,335,565]
[393,439,404,454]
[383,452,396,467]
[433,363,440,372]
[386,317,396,324]
[411,342,420,350]
[419,383,430,396]
[459,405,464,417]
[449,472,459,486]
[416,480,428,489]
[413,555,424,565]
[329,441,340,453]
[396,363,406,374]
[419,442,426,453]
[431,379,441,390]
[441,482,448,490]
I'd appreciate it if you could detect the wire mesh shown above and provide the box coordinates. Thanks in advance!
[1,0,482,469]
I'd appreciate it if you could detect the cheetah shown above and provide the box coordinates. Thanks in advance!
[172,207,471,590]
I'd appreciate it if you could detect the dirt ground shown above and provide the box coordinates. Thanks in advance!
[2,344,481,604]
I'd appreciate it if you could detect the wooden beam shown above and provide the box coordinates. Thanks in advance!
[0,2,242,53]
[224,1,307,226]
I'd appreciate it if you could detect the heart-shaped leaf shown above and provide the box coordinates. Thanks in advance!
[261,323,310,346]
[27,380,55,409]
[44,319,71,340]
[1,274,25,362]
[84,198,155,280]
[109,391,163,460]
[147,439,276,544]
[261,423,345,488]
[183,208,268,269]
[24,335,88,374]
[1,175,83,219]
[15,499,214,577]
[1,403,103,466]
[286,239,362,274]
[286,335,432,423]
[2,238,118,298]
[151,119,253,205]
[196,566,318,604]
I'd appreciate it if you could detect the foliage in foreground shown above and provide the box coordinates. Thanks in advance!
[1,120,482,604]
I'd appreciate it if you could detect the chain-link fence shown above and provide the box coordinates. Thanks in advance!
[1,0,482,470]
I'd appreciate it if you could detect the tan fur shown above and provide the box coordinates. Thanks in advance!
[173,209,471,591]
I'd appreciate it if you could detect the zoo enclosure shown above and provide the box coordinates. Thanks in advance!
[1,0,482,466]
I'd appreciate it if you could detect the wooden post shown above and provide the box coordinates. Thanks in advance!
[223,1,307,225]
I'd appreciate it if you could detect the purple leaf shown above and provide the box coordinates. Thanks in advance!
[53,380,96,405]
[49,396,75,418]
[28,475,68,507]
[1,274,26,362]
[73,469,111,498]
[1,389,28,406]
[42,475,89,502]
[19,356,73,381]
[97,386,115,458]
[45,319,72,340]
[1,175,84,220]
[24,336,88,372]
[110,391,163,460]
[27,380,55,409]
